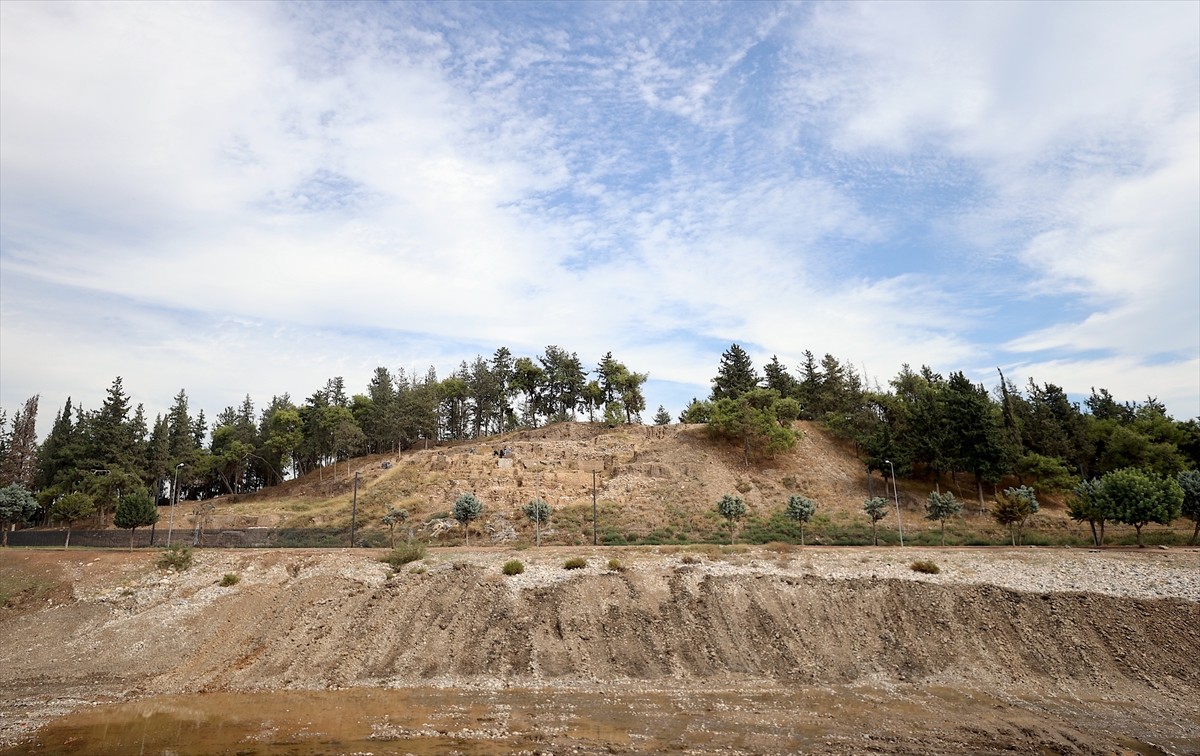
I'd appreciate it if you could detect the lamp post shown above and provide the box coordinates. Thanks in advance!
[167,463,184,547]
[886,459,904,547]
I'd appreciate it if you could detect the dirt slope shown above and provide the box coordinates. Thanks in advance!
[2,547,1198,753]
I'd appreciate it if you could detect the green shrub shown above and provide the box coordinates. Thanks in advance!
[157,543,193,572]
[219,573,240,587]
[607,558,624,572]
[910,560,940,575]
[563,557,587,570]
[680,554,701,564]
[502,559,525,576]
[381,543,427,568]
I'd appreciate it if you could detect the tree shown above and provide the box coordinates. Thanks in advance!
[0,395,39,488]
[51,491,96,549]
[0,484,39,547]
[991,486,1039,546]
[678,398,712,424]
[382,507,409,549]
[1066,478,1108,546]
[1096,468,1183,547]
[710,344,759,401]
[863,497,888,546]
[453,493,483,545]
[113,491,158,550]
[925,491,962,546]
[709,389,798,464]
[784,495,816,546]
[1179,470,1200,546]
[523,498,552,547]
[652,406,671,426]
[716,494,746,545]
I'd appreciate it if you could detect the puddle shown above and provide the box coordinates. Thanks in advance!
[4,684,1192,755]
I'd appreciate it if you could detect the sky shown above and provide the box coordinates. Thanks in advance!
[2,0,1198,439]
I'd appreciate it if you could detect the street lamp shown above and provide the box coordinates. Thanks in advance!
[167,462,184,547]
[886,459,904,547]
[349,471,360,547]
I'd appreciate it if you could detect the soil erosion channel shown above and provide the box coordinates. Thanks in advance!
[1,547,1197,754]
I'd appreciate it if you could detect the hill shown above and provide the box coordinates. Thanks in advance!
[209,421,1187,548]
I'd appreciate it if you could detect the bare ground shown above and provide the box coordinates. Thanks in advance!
[1,545,1198,754]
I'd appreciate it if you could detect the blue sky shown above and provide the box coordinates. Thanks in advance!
[2,0,1198,435]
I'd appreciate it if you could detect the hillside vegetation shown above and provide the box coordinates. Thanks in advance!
[208,421,1190,548]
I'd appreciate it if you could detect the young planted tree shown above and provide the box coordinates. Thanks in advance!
[925,491,962,546]
[1178,470,1200,546]
[785,495,816,545]
[523,498,552,547]
[716,494,747,545]
[863,497,889,546]
[991,485,1039,546]
[1066,478,1108,546]
[51,491,96,549]
[1096,468,1183,547]
[382,507,409,549]
[453,493,483,545]
[0,483,39,547]
[652,406,672,426]
[113,491,158,550]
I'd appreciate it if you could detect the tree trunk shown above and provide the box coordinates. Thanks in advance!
[1088,520,1098,547]
[940,519,946,547]
[129,528,136,551]
[872,521,878,547]
[1190,519,1199,546]
[1135,523,1144,547]
[64,527,72,550]
[2,525,8,548]
[976,477,985,515]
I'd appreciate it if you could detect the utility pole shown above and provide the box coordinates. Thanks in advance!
[592,470,599,546]
[886,459,904,547]
[350,471,360,547]
[167,463,184,548]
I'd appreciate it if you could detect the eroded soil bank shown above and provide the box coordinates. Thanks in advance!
[1,546,1197,754]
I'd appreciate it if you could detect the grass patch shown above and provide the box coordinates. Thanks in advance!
[607,558,624,572]
[381,543,427,568]
[910,560,941,575]
[157,543,193,571]
[563,557,587,570]
[219,573,240,587]
[502,559,525,576]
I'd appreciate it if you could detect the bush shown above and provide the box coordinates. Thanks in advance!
[381,543,427,568]
[563,557,587,570]
[607,558,624,572]
[680,554,701,564]
[910,560,940,575]
[157,543,193,572]
[502,559,525,576]
[219,573,240,587]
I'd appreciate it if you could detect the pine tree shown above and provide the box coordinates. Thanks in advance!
[710,344,759,401]
[0,395,39,488]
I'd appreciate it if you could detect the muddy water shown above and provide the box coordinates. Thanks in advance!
[4,684,1189,755]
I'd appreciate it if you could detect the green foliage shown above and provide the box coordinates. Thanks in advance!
[523,497,552,546]
[453,492,483,544]
[381,543,427,568]
[0,484,39,547]
[1096,467,1184,547]
[114,491,159,550]
[1178,470,1200,545]
[924,491,962,546]
[607,557,624,572]
[158,543,193,571]
[678,398,712,424]
[652,406,672,426]
[784,494,816,545]
[710,343,759,401]
[992,486,1039,546]
[1066,478,1108,546]
[716,494,747,544]
[1015,452,1076,494]
[502,559,525,576]
[910,560,940,575]
[709,389,798,463]
[563,557,587,570]
[862,497,889,546]
[381,507,409,548]
[219,573,240,587]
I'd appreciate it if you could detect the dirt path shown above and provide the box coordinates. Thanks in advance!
[1,546,1198,753]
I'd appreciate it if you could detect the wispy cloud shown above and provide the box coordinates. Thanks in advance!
[2,0,1196,428]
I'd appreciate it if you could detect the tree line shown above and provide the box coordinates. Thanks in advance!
[0,346,648,532]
